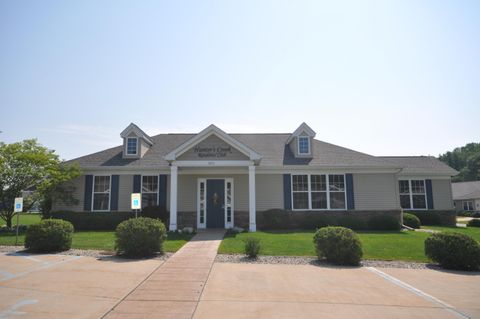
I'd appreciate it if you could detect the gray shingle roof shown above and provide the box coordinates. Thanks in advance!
[68,133,455,174]
[452,181,480,200]
[378,156,458,176]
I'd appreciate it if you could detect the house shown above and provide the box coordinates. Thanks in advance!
[452,181,480,212]
[53,123,458,231]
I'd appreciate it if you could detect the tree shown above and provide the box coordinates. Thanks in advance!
[0,139,80,227]
[439,143,480,182]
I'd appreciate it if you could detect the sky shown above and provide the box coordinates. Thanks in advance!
[0,0,479,160]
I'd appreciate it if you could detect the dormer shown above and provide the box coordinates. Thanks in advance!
[286,122,316,158]
[120,123,153,159]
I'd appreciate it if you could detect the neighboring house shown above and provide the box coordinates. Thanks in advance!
[452,181,480,212]
[53,123,458,231]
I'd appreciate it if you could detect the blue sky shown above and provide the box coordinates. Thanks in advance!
[1,0,479,160]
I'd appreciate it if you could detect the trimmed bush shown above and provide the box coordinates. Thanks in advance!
[425,232,480,271]
[115,217,167,258]
[258,209,290,230]
[474,212,480,218]
[467,219,480,227]
[338,216,368,230]
[25,219,74,252]
[403,213,421,229]
[48,211,135,230]
[368,215,401,230]
[407,210,456,226]
[244,237,261,258]
[313,227,363,266]
[141,205,169,224]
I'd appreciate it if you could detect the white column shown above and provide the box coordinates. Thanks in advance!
[248,165,256,232]
[169,165,178,231]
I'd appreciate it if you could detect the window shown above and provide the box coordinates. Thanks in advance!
[298,136,310,155]
[199,181,206,225]
[463,201,474,211]
[126,137,138,155]
[142,175,158,208]
[292,174,346,210]
[92,176,110,211]
[226,181,233,224]
[399,179,427,210]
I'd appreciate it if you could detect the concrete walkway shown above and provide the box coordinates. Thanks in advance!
[103,230,225,319]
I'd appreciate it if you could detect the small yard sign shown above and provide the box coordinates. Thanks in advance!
[131,193,141,210]
[14,197,23,213]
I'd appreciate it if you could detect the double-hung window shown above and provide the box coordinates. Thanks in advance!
[463,201,474,211]
[92,176,111,211]
[292,174,346,210]
[399,180,427,210]
[142,175,158,208]
[298,136,310,155]
[126,137,138,155]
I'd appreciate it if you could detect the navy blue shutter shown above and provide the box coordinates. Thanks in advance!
[346,173,355,210]
[84,175,93,211]
[110,175,119,211]
[133,175,141,193]
[283,174,292,210]
[158,175,167,209]
[426,179,434,209]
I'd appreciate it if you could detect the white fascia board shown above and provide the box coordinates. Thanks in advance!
[255,166,402,174]
[164,124,262,162]
[285,122,316,144]
[120,123,153,145]
[173,160,254,167]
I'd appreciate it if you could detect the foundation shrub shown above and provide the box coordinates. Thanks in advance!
[407,211,456,226]
[48,211,135,230]
[244,237,261,258]
[403,213,421,229]
[25,219,74,252]
[313,226,363,266]
[368,215,401,230]
[115,217,167,258]
[467,219,480,227]
[259,209,291,230]
[337,216,368,230]
[300,214,334,230]
[425,232,480,271]
[141,205,169,225]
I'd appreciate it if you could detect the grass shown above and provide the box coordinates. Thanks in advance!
[422,225,480,242]
[1,213,41,226]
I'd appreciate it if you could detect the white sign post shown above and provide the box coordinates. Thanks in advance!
[14,197,23,245]
[131,193,141,218]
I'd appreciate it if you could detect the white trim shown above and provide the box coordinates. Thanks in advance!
[120,123,153,145]
[225,178,234,229]
[249,166,256,232]
[196,178,235,229]
[291,173,347,211]
[399,179,428,210]
[173,160,254,167]
[164,124,262,162]
[126,137,138,156]
[286,122,316,144]
[140,174,159,208]
[91,175,111,212]
[297,136,311,156]
[169,166,178,231]
[197,178,207,229]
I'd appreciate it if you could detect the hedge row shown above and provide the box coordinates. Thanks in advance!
[48,211,136,230]
[406,210,457,226]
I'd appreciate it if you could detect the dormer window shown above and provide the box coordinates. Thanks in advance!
[298,136,310,155]
[126,137,138,155]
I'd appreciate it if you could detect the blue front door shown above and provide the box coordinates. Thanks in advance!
[206,179,225,228]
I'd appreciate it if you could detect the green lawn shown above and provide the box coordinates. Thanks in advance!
[423,225,480,242]
[0,231,193,253]
[1,213,41,226]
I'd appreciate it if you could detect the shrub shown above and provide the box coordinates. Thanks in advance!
[467,219,480,227]
[48,211,135,230]
[338,216,368,230]
[474,212,480,218]
[141,205,169,224]
[458,211,473,217]
[313,227,363,266]
[115,217,167,258]
[244,237,261,258]
[403,213,421,229]
[425,232,480,271]
[407,210,456,226]
[25,219,74,252]
[259,209,290,230]
[368,215,401,230]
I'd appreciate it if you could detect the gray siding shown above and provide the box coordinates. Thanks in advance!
[256,174,283,210]
[432,179,454,210]
[353,173,399,210]
[118,175,133,211]
[52,176,85,211]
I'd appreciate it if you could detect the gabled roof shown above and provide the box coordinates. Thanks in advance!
[452,181,480,200]
[285,122,316,144]
[120,123,153,146]
[378,156,458,176]
[164,124,262,163]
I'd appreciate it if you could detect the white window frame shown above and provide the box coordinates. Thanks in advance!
[141,175,159,208]
[463,200,474,211]
[399,179,427,211]
[291,174,347,211]
[126,137,138,155]
[297,136,311,155]
[196,178,234,229]
[91,175,111,212]
[225,178,234,229]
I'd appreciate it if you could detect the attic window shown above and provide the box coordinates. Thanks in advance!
[298,136,310,155]
[126,137,138,155]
